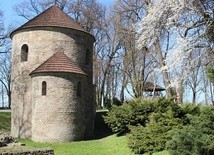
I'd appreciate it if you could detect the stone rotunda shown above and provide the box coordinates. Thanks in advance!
[10,5,95,142]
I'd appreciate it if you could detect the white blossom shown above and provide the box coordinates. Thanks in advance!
[137,0,208,89]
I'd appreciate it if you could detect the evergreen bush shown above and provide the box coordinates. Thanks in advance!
[104,98,182,134]
[104,98,155,134]
[166,106,214,155]
[128,108,184,154]
[104,97,211,155]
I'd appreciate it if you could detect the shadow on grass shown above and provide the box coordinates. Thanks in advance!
[0,110,113,140]
[94,110,113,139]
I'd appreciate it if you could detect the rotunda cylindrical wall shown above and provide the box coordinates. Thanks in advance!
[11,27,94,139]
[12,27,94,72]
[31,73,86,142]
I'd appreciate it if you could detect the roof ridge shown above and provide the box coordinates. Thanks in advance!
[10,5,94,40]
[20,6,55,29]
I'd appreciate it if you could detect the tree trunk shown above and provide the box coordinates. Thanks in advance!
[140,47,146,98]
[210,82,214,105]
[120,73,127,102]
[1,84,4,108]
[8,90,11,109]
[154,41,173,97]
[176,80,184,103]
[192,90,196,104]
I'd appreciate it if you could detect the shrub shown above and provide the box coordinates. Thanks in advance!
[166,106,214,155]
[104,97,204,154]
[104,98,183,134]
[128,109,184,154]
[166,126,202,155]
[179,104,200,125]
[126,99,201,154]
[104,98,156,134]
[128,123,171,154]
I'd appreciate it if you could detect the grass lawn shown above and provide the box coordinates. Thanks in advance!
[0,112,11,132]
[19,137,170,155]
[0,111,170,155]
[20,135,134,155]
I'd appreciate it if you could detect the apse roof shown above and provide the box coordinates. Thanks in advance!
[30,51,86,75]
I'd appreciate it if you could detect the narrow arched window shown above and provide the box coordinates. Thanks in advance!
[86,49,90,65]
[42,81,47,96]
[77,82,81,97]
[21,44,28,62]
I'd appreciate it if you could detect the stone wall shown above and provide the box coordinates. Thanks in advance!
[31,73,86,142]
[11,26,95,141]
[0,148,54,155]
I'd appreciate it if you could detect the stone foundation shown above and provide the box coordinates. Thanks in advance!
[0,148,54,155]
[0,133,54,155]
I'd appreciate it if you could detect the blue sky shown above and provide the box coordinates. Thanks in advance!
[0,0,114,28]
[0,0,22,26]
[0,0,42,28]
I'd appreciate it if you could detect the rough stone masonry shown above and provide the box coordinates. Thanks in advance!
[10,5,96,142]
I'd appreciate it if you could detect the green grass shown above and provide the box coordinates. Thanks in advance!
[0,112,11,132]
[0,112,170,155]
[20,135,134,155]
[19,137,170,155]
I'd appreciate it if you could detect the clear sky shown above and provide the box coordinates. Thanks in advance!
[0,0,114,28]
[0,0,22,26]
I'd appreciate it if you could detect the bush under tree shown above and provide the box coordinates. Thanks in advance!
[104,98,209,154]
[166,106,214,155]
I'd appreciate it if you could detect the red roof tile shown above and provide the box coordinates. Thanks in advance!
[11,5,92,37]
[30,51,86,75]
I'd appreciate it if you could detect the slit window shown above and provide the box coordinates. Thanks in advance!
[77,82,81,97]
[42,81,47,96]
[86,49,90,65]
[21,44,28,62]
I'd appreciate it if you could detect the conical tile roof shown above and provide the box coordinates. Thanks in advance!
[11,5,92,37]
[30,51,86,75]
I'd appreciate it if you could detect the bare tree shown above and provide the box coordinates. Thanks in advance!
[14,0,74,19]
[0,53,11,108]
[96,17,122,107]
[113,0,151,98]
[0,9,12,108]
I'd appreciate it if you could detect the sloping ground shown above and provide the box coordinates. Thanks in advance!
[0,111,169,155]
[18,110,133,155]
[20,135,134,155]
[0,112,11,132]
[0,111,134,155]
[19,136,169,155]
